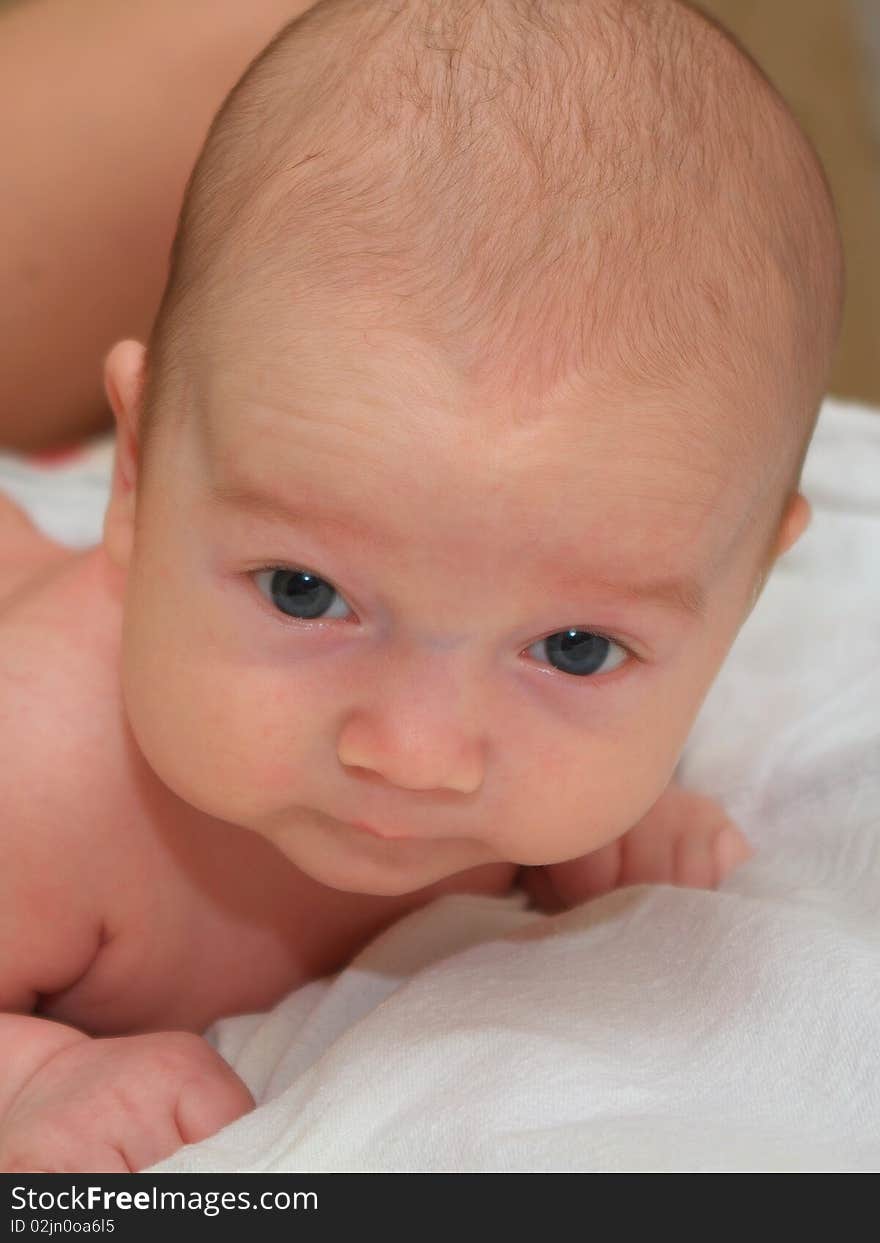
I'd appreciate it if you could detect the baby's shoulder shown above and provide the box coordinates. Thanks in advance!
[0,491,73,607]
[0,544,138,1004]
[0,542,124,779]
[0,540,139,865]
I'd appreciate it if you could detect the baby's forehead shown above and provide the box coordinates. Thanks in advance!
[205,309,750,461]
[198,335,756,582]
[156,0,840,540]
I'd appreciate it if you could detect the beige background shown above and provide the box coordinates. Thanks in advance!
[2,0,878,406]
[700,0,880,405]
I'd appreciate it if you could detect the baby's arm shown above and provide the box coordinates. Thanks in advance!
[0,1014,251,1173]
[520,782,753,914]
[0,800,251,1172]
[0,918,253,1173]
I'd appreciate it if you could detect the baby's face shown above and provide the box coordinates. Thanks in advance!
[106,312,794,896]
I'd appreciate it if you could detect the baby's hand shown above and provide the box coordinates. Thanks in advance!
[521,783,753,914]
[0,1030,253,1173]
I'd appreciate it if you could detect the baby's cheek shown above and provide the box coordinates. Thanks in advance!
[177,684,289,814]
[505,744,665,865]
[121,642,254,819]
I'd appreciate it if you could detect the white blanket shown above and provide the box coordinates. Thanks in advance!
[2,396,878,1172]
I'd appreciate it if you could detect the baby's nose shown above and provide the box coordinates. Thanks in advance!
[336,710,485,795]
[335,640,491,793]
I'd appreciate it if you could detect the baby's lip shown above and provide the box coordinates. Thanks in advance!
[318,809,443,843]
[346,819,416,842]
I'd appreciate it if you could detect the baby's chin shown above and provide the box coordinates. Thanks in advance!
[253,812,489,897]
[267,842,458,897]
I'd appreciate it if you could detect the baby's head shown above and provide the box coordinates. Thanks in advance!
[102,0,844,895]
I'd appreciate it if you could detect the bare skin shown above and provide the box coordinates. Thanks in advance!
[0,0,312,451]
[0,500,518,1169]
[0,508,518,1036]
[0,488,752,1171]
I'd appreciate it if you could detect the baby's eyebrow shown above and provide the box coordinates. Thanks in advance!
[206,474,399,552]
[545,560,708,619]
[206,477,709,621]
[574,572,707,619]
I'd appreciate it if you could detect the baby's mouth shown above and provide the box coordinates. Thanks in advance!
[316,808,419,842]
[346,819,417,842]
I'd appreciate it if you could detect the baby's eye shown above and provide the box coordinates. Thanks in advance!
[525,629,628,678]
[254,568,353,621]
[252,574,627,678]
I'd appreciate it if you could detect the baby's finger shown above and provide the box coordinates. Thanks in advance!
[713,825,754,883]
[617,818,677,887]
[174,1066,255,1148]
[111,1072,254,1173]
[552,838,625,901]
[672,822,721,889]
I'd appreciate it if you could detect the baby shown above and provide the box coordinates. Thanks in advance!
[0,0,843,1172]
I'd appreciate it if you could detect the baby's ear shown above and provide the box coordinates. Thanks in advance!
[774,491,812,559]
[747,492,812,616]
[102,340,146,571]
